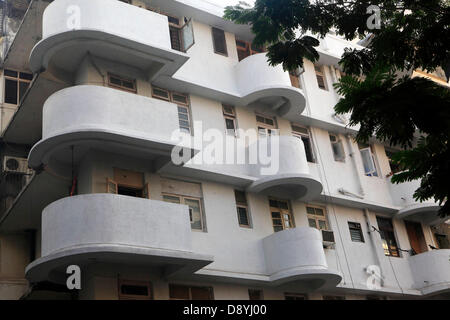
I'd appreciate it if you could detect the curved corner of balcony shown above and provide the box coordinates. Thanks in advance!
[263,227,342,289]
[388,177,444,225]
[409,249,450,296]
[25,194,214,285]
[29,0,188,81]
[235,53,306,122]
[28,85,195,175]
[246,136,323,201]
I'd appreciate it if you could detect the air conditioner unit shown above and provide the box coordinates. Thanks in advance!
[322,230,335,247]
[3,156,32,175]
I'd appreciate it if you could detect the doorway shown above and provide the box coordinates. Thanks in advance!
[405,221,427,255]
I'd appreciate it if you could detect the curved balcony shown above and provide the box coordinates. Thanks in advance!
[234,53,306,122]
[246,136,323,201]
[408,249,450,296]
[387,177,443,225]
[29,0,188,81]
[262,227,341,288]
[25,194,214,284]
[28,85,194,176]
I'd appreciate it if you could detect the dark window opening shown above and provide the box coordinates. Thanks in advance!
[248,289,263,300]
[117,185,143,198]
[212,27,227,56]
[376,216,400,257]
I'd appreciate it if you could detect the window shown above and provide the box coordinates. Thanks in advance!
[212,27,227,56]
[118,280,152,300]
[152,86,191,133]
[223,104,237,135]
[169,284,214,300]
[107,73,137,93]
[163,194,204,231]
[256,114,277,136]
[106,168,149,199]
[307,205,329,231]
[235,39,264,61]
[329,134,345,162]
[434,233,449,249]
[289,71,301,89]
[270,199,294,232]
[315,65,327,90]
[376,216,400,257]
[385,148,403,174]
[4,69,32,104]
[248,289,263,300]
[235,190,250,228]
[359,143,379,177]
[292,124,315,163]
[348,222,365,242]
[285,293,307,300]
[323,295,345,300]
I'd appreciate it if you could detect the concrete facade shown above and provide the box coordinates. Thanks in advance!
[0,0,448,300]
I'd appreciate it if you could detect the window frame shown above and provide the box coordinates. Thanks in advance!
[376,216,400,257]
[248,289,264,300]
[269,198,295,233]
[162,193,205,231]
[211,27,228,56]
[169,284,214,300]
[152,86,192,134]
[359,144,380,177]
[285,293,307,300]
[306,205,330,231]
[4,69,33,105]
[234,190,251,228]
[118,279,153,300]
[292,124,315,163]
[314,65,328,90]
[223,104,237,136]
[348,221,365,243]
[256,114,277,136]
[107,73,137,94]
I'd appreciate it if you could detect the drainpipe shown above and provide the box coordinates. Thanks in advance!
[344,134,365,197]
[363,208,385,287]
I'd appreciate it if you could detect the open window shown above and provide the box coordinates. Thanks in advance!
[106,168,150,199]
[292,124,315,163]
[235,39,264,61]
[359,144,379,177]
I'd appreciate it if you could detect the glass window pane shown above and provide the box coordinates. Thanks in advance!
[19,81,30,103]
[314,208,324,216]
[308,218,317,228]
[306,207,315,215]
[237,207,249,226]
[225,118,235,130]
[318,220,327,230]
[163,195,181,204]
[5,79,18,104]
[271,211,281,219]
[184,199,202,230]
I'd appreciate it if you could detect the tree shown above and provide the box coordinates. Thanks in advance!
[224,0,450,217]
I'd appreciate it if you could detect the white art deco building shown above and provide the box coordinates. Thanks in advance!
[0,0,448,300]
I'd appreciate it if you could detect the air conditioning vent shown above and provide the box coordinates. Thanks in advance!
[2,156,32,175]
[322,230,335,247]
